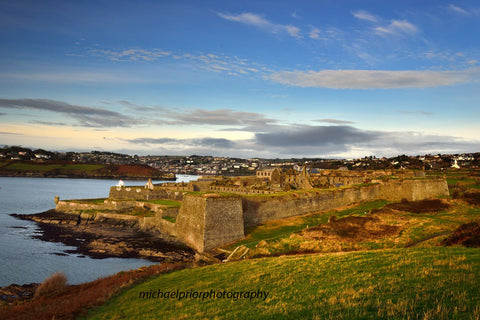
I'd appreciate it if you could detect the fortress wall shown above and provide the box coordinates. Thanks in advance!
[203,196,245,251]
[176,195,244,252]
[140,214,177,236]
[209,186,275,195]
[55,199,175,215]
[242,179,449,227]
[55,200,110,214]
[175,196,206,252]
[109,186,184,201]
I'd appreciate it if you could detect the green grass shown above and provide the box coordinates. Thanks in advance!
[6,163,63,171]
[147,199,182,207]
[117,209,155,217]
[447,178,477,186]
[84,247,480,319]
[185,191,243,197]
[162,216,177,223]
[66,198,107,204]
[62,164,105,171]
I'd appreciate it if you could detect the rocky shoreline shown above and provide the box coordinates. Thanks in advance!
[10,210,195,262]
[2,210,197,306]
[0,283,39,305]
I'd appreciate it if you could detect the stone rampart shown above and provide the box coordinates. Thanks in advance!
[242,178,449,226]
[109,186,185,201]
[175,195,244,252]
[208,186,275,195]
[55,200,111,214]
[55,199,177,216]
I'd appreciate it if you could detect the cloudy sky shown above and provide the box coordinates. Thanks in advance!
[1,0,479,158]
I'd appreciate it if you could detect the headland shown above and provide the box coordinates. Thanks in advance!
[0,160,175,180]
[19,167,449,257]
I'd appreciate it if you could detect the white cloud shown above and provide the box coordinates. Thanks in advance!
[217,12,302,39]
[96,48,171,62]
[308,26,340,41]
[268,68,480,89]
[285,25,301,38]
[352,10,378,23]
[375,20,418,36]
[78,46,265,78]
[309,27,321,39]
[448,4,470,15]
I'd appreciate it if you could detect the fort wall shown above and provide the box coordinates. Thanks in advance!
[208,186,275,195]
[55,199,177,215]
[108,186,185,201]
[242,178,449,226]
[175,195,244,252]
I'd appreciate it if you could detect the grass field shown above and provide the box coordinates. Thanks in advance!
[66,198,107,204]
[4,162,105,172]
[84,247,480,319]
[147,199,182,207]
[162,216,177,223]
[221,170,480,258]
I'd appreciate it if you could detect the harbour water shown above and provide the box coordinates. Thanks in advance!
[0,175,198,286]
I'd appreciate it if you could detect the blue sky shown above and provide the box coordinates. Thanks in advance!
[1,0,479,158]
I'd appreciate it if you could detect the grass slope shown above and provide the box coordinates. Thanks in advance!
[84,247,480,319]
[227,200,389,250]
[4,162,104,172]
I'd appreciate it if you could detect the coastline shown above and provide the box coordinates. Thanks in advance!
[0,173,176,181]
[0,160,177,181]
[2,209,196,306]
[10,210,195,262]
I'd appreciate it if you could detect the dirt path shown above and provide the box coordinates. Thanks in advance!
[404,231,452,248]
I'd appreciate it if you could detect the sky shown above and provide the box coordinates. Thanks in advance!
[1,0,479,158]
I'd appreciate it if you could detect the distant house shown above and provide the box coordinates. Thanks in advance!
[256,168,282,183]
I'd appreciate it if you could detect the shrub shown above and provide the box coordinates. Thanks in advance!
[34,271,67,298]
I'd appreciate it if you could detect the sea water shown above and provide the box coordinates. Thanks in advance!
[0,175,198,286]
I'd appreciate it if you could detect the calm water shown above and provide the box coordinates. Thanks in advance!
[0,175,198,286]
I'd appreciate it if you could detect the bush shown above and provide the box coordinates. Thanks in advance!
[34,271,67,298]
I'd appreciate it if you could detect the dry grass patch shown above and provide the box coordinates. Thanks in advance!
[302,214,403,242]
[385,199,450,213]
[441,222,480,247]
[34,271,67,299]
[1,263,189,320]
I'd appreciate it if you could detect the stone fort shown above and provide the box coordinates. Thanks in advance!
[56,168,449,252]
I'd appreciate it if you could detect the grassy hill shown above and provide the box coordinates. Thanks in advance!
[0,160,174,179]
[84,247,480,319]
